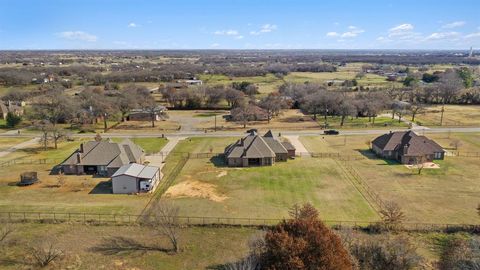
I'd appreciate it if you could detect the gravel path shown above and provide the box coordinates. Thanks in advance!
[0,138,39,158]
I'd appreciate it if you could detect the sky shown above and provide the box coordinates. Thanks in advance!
[0,0,479,50]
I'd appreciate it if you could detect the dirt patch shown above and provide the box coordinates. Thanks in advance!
[217,171,227,178]
[164,180,228,202]
[405,162,440,169]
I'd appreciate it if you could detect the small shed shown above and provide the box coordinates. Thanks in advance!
[111,163,161,194]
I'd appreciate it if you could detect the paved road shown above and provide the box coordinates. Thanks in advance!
[1,127,479,139]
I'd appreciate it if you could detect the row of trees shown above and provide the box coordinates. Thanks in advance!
[27,85,161,149]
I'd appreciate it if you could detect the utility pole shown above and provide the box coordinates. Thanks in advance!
[214,112,217,132]
[440,104,445,126]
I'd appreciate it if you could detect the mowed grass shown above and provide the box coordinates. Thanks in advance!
[0,223,256,270]
[0,139,152,214]
[414,105,480,126]
[0,137,30,151]
[301,133,480,224]
[162,138,378,221]
[318,116,408,129]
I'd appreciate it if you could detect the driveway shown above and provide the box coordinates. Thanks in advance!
[283,135,310,157]
[144,136,186,168]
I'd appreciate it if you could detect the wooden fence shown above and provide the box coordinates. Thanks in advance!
[0,158,62,168]
[0,211,478,233]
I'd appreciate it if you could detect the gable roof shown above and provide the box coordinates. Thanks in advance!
[112,163,159,179]
[225,130,286,159]
[372,131,444,156]
[62,139,144,168]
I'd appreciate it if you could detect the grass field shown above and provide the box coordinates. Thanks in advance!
[0,222,475,269]
[317,115,409,129]
[0,223,256,270]
[0,137,30,151]
[161,138,378,221]
[414,105,480,126]
[301,133,480,224]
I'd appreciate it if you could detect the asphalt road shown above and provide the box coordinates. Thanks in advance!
[1,127,479,139]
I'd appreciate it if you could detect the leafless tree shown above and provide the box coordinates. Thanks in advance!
[409,102,425,122]
[150,200,181,253]
[28,238,64,267]
[259,92,289,123]
[449,139,463,150]
[379,201,405,231]
[0,223,14,246]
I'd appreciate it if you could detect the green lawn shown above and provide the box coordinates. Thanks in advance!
[162,138,378,222]
[301,133,480,224]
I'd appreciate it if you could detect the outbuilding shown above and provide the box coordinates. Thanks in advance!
[111,163,162,194]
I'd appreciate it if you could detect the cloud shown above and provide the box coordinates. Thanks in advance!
[57,31,97,42]
[326,32,339,37]
[214,29,239,36]
[250,24,277,35]
[210,43,220,48]
[388,23,414,37]
[442,21,466,29]
[234,35,244,40]
[465,32,480,39]
[128,22,139,28]
[424,32,460,41]
[326,26,364,39]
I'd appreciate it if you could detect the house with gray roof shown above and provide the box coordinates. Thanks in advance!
[61,139,145,176]
[372,130,445,164]
[111,163,161,194]
[224,130,295,167]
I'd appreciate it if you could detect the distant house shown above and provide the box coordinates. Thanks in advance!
[371,131,445,164]
[0,101,24,120]
[61,139,145,176]
[111,163,162,194]
[126,106,167,122]
[224,130,296,167]
[177,79,203,86]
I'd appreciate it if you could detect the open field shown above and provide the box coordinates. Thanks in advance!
[0,137,30,151]
[317,115,409,129]
[0,139,152,214]
[0,223,256,270]
[301,132,480,224]
[0,222,475,269]
[160,137,378,221]
[413,105,480,126]
[108,120,181,134]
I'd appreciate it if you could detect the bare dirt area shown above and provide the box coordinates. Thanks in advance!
[164,177,228,202]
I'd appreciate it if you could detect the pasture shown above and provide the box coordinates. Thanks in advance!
[413,105,480,127]
[161,137,378,221]
[301,132,480,224]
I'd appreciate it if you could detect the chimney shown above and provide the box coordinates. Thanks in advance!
[80,143,84,153]
[76,152,82,163]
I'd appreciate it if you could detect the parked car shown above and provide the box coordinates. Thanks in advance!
[324,129,339,135]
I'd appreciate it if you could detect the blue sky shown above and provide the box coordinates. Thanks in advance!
[0,0,479,50]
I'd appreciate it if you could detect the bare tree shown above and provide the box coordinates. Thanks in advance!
[449,139,463,150]
[150,200,181,253]
[379,201,405,231]
[0,223,14,246]
[259,92,289,123]
[28,238,65,267]
[409,101,425,122]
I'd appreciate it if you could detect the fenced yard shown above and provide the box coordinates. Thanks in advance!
[301,133,480,224]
